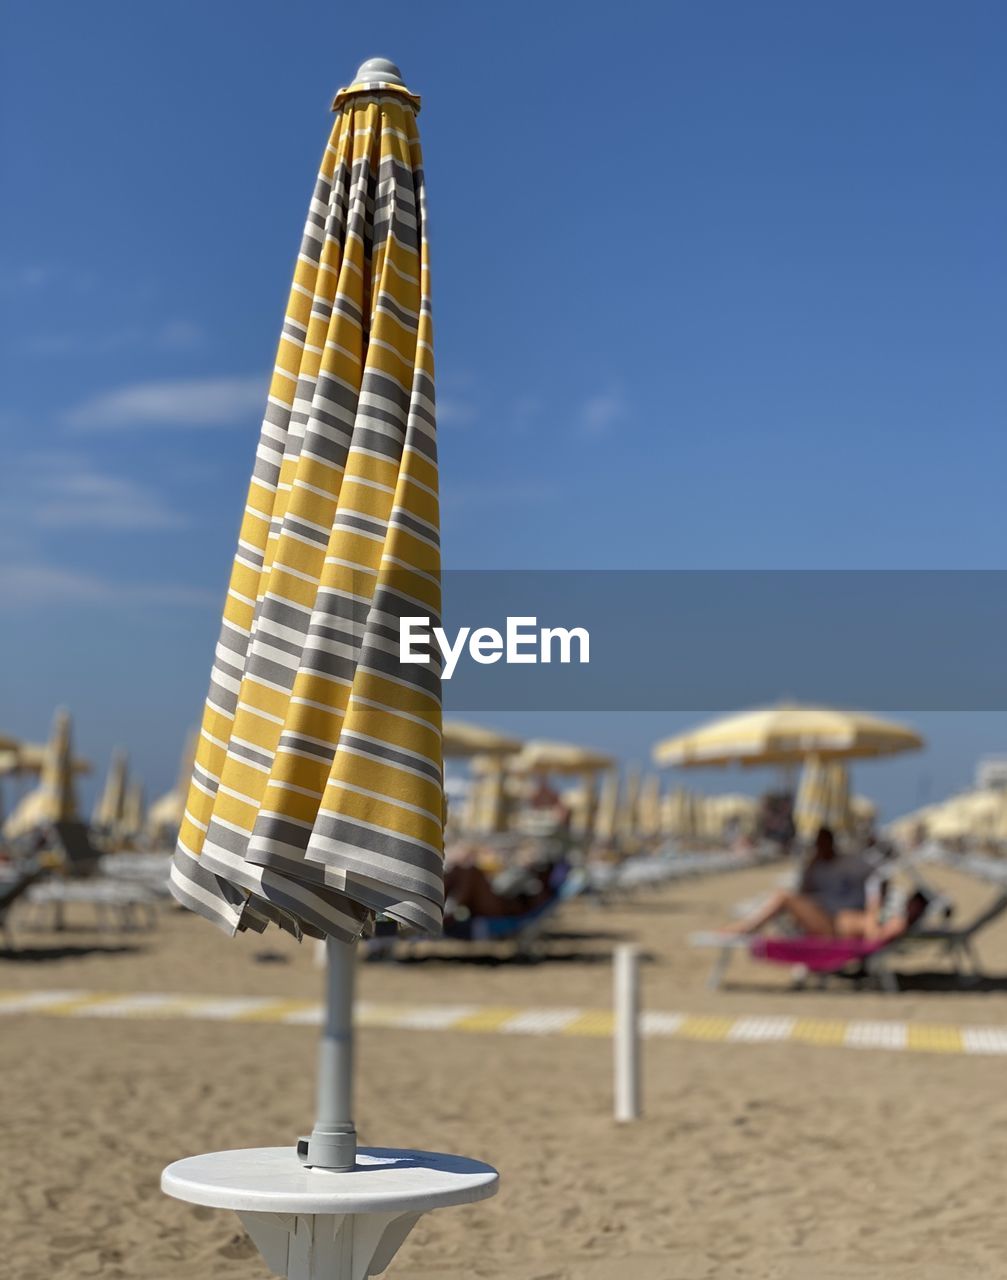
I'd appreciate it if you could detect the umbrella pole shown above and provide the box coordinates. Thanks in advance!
[298,936,357,1170]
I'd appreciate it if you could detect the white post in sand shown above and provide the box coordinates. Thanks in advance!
[614,944,641,1122]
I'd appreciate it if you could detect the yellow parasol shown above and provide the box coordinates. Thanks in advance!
[653,703,923,769]
[442,719,521,759]
[511,739,614,775]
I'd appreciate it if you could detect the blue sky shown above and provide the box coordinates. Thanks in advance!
[1,1,1004,816]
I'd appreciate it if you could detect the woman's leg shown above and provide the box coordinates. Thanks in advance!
[726,889,833,937]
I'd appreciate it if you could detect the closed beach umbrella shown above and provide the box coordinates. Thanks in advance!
[172,61,442,943]
[120,779,146,841]
[3,709,78,839]
[617,764,642,842]
[93,749,128,833]
[466,755,509,834]
[794,756,830,839]
[169,59,442,1170]
[594,769,620,844]
[653,704,923,768]
[147,729,197,843]
[636,772,662,840]
[795,758,853,839]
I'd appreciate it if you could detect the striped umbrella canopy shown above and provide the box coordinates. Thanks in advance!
[171,60,443,945]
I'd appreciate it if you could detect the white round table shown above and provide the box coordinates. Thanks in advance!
[162,1146,499,1279]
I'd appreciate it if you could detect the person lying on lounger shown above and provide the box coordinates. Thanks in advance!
[723,826,916,942]
[443,846,566,924]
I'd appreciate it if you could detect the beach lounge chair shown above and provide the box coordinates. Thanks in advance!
[694,886,1007,991]
[50,819,103,876]
[442,867,587,957]
[899,886,1007,979]
[0,863,48,948]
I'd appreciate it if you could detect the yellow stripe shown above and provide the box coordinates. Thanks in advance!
[232,999,319,1023]
[451,1007,523,1032]
[38,992,124,1015]
[562,1010,615,1036]
[906,1024,964,1053]
[676,1015,737,1042]
[791,1018,849,1046]
[4,993,1000,1058]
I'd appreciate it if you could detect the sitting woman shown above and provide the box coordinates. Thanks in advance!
[724,826,911,942]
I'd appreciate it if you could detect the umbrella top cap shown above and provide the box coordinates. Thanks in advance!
[354,58,405,85]
[333,58,420,113]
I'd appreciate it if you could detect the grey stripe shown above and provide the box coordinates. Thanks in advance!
[309,815,444,888]
[339,732,442,784]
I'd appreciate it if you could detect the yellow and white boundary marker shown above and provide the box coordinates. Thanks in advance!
[3,989,1007,1056]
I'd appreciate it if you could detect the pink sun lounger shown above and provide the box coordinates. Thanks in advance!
[749,935,889,972]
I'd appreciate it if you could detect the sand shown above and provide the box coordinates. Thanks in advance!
[3,860,1007,1279]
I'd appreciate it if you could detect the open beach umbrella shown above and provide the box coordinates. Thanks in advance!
[442,719,521,759]
[927,791,1007,843]
[511,739,614,775]
[653,703,923,769]
[170,58,442,1170]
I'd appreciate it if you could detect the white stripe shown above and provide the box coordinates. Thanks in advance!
[844,1021,908,1050]
[728,1015,796,1043]
[501,1008,581,1035]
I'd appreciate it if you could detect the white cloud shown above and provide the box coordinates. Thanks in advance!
[19,320,205,359]
[11,453,187,531]
[64,375,266,430]
[579,389,629,437]
[0,563,217,610]
[437,396,478,428]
